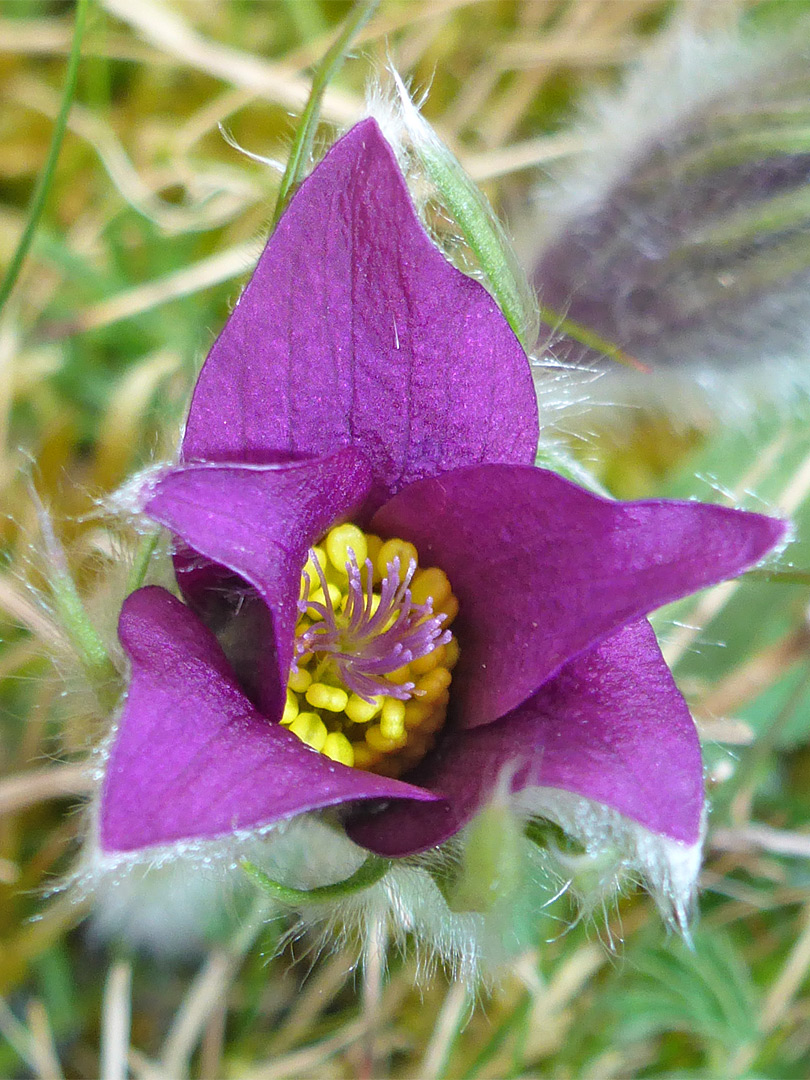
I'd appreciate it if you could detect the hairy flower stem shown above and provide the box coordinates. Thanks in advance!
[389,71,636,366]
[241,854,391,904]
[125,529,161,596]
[30,485,119,709]
[272,0,380,224]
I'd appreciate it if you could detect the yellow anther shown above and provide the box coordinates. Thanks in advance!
[306,683,349,712]
[380,698,406,740]
[307,582,343,618]
[345,694,383,724]
[411,567,452,608]
[445,636,460,669]
[366,724,407,753]
[377,538,418,583]
[281,688,299,726]
[353,744,381,770]
[322,731,355,767]
[288,667,313,694]
[435,594,459,626]
[365,534,384,582]
[387,663,411,684]
[416,667,452,703]
[289,712,328,752]
[410,643,445,676]
[325,524,368,575]
[404,700,434,729]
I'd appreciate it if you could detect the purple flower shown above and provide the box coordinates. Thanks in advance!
[100,119,785,871]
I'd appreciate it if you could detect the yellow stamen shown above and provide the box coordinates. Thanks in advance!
[445,636,460,669]
[411,567,451,608]
[379,697,406,740]
[325,523,368,575]
[307,583,342,619]
[366,723,407,753]
[322,731,355,767]
[435,594,459,626]
[281,688,299,726]
[387,663,412,684]
[377,538,418,583]
[404,700,434,729]
[306,683,349,713]
[345,693,383,724]
[365,534,384,582]
[410,643,445,676]
[288,667,313,694]
[353,744,381,770]
[289,712,328,751]
[415,667,452,703]
[284,527,460,778]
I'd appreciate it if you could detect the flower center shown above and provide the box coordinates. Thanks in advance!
[281,524,459,778]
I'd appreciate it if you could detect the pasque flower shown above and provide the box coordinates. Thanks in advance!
[100,119,785,877]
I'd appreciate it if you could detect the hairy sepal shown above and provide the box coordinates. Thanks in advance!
[516,787,704,934]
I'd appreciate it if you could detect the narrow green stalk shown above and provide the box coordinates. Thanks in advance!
[0,0,89,317]
[688,231,810,308]
[679,126,810,177]
[537,302,648,371]
[272,0,379,224]
[723,664,810,824]
[50,569,113,678]
[681,186,810,254]
[415,137,532,345]
[242,854,390,904]
[125,529,161,596]
[745,568,810,586]
[30,484,118,701]
[395,73,640,368]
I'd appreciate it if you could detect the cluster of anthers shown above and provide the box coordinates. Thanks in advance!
[281,524,459,777]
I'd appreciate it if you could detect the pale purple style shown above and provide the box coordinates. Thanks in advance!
[100,119,786,859]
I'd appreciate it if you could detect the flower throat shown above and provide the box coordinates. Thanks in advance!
[281,524,459,778]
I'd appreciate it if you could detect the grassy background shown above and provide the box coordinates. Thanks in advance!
[3,0,810,1076]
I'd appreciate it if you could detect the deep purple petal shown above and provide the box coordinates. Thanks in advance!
[182,118,538,510]
[348,620,703,856]
[100,586,438,854]
[143,448,371,720]
[372,464,787,728]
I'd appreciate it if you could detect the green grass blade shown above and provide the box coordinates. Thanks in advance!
[0,0,89,317]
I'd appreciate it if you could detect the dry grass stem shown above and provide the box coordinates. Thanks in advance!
[269,949,355,1055]
[246,1016,372,1080]
[46,240,262,337]
[100,962,132,1080]
[26,1000,64,1080]
[419,979,470,1080]
[0,763,94,817]
[463,133,588,181]
[159,899,269,1077]
[711,825,810,859]
[100,0,363,125]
